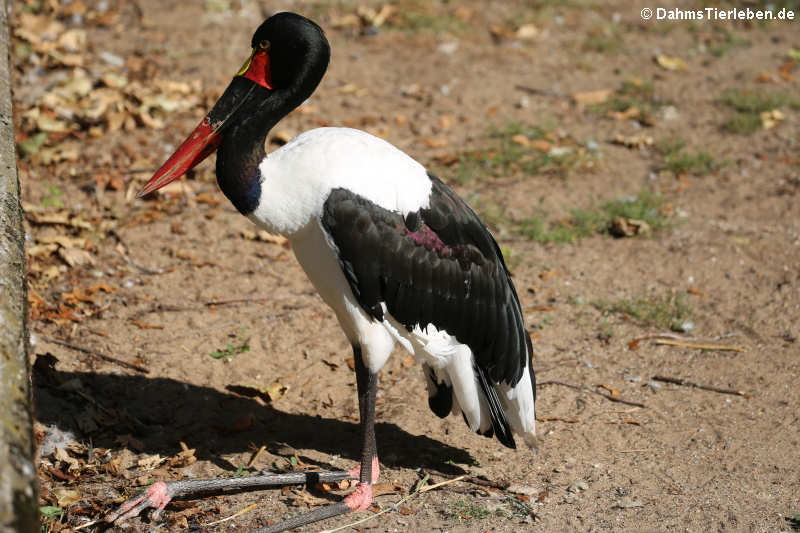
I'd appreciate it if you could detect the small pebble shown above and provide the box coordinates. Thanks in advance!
[567,479,589,493]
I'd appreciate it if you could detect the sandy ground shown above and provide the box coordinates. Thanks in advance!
[12,1,799,531]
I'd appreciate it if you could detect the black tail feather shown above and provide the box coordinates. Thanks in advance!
[474,363,516,449]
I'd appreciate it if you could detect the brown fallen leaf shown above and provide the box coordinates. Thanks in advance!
[609,217,651,237]
[608,106,641,121]
[372,482,404,497]
[316,478,355,492]
[289,489,329,507]
[58,247,95,268]
[511,134,530,147]
[240,228,289,247]
[265,381,288,402]
[54,488,82,507]
[596,384,621,398]
[516,23,539,40]
[530,139,553,153]
[137,453,166,470]
[167,446,197,468]
[760,109,785,129]
[612,134,653,149]
[655,54,687,71]
[572,89,611,107]
[420,137,449,148]
[36,234,88,248]
[539,269,563,281]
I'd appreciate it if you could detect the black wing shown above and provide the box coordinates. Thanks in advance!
[321,173,528,387]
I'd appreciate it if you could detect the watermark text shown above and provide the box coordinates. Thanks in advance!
[640,7,795,21]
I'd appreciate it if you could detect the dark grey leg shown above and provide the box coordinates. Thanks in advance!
[251,344,380,533]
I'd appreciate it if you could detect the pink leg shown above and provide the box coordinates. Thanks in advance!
[347,456,380,484]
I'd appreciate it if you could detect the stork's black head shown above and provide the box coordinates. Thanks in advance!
[250,12,330,93]
[138,12,330,197]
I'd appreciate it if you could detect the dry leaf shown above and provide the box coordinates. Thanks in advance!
[760,109,785,129]
[137,454,165,470]
[54,488,82,507]
[264,381,287,402]
[612,134,653,149]
[596,384,621,398]
[58,247,94,268]
[655,55,687,71]
[530,139,553,153]
[511,134,530,147]
[609,217,651,237]
[240,228,289,246]
[516,24,539,40]
[371,482,404,496]
[167,447,197,468]
[572,89,611,107]
[290,490,329,507]
[608,107,641,121]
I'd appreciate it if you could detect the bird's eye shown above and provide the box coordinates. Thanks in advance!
[258,40,270,50]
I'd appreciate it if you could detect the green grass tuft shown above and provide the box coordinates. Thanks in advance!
[445,120,591,184]
[591,290,693,331]
[589,78,666,125]
[211,327,251,359]
[447,498,499,523]
[718,89,800,134]
[656,137,719,176]
[517,190,670,244]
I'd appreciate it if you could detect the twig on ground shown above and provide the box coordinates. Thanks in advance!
[432,470,511,490]
[537,380,646,408]
[204,503,258,527]
[205,293,291,306]
[653,338,746,352]
[514,85,567,98]
[41,335,149,373]
[247,445,266,468]
[652,375,751,398]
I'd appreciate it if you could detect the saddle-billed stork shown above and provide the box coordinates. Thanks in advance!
[107,12,536,532]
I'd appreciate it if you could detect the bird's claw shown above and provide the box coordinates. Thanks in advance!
[105,481,173,523]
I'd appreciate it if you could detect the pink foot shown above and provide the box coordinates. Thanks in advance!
[106,481,173,523]
[343,482,374,511]
[348,456,380,484]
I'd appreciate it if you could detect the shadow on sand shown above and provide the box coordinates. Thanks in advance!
[33,354,475,474]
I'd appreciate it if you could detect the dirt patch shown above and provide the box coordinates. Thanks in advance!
[12,1,799,532]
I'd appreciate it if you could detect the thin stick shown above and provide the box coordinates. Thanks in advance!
[74,519,100,531]
[418,475,467,494]
[204,503,258,526]
[652,375,751,398]
[537,380,646,408]
[247,445,266,468]
[653,339,746,352]
[41,335,149,374]
[205,294,290,306]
